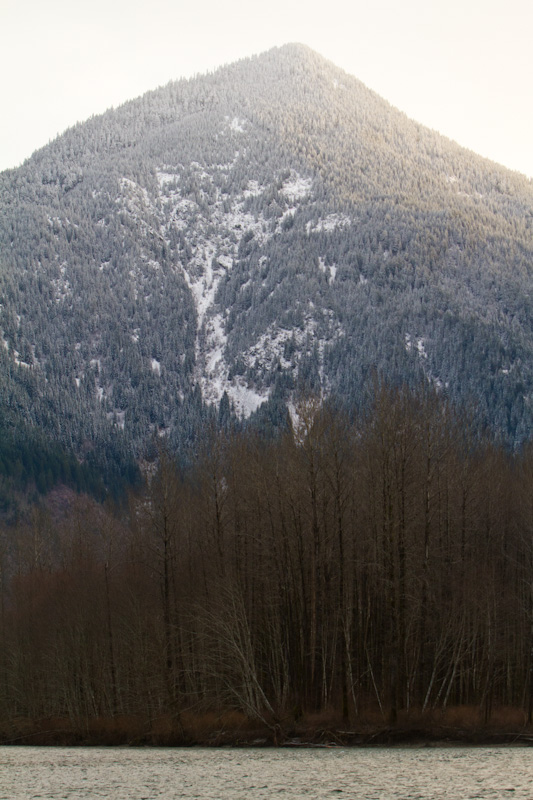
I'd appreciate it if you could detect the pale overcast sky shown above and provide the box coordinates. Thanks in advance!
[1,0,532,177]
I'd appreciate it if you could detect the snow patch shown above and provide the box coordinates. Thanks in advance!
[156,170,179,188]
[227,380,269,418]
[417,338,428,359]
[217,254,233,269]
[151,358,161,376]
[107,410,126,430]
[204,313,227,376]
[13,351,31,369]
[244,326,297,372]
[243,180,264,198]
[190,161,212,182]
[228,116,247,133]
[152,162,317,417]
[405,333,427,359]
[306,214,351,234]
[318,258,336,283]
[288,398,325,439]
[280,172,313,201]
[444,175,483,200]
[51,262,71,303]
[288,401,301,433]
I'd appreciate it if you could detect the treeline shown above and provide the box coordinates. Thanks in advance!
[0,422,102,514]
[1,385,533,741]
[0,413,140,521]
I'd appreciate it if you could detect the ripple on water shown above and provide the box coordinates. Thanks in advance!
[0,746,532,800]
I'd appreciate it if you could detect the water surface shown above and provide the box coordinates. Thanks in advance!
[0,745,529,799]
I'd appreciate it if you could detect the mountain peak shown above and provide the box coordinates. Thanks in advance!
[0,44,532,474]
[262,42,333,66]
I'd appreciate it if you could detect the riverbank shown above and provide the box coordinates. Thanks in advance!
[2,708,533,747]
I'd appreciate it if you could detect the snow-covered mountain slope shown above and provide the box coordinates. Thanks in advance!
[1,43,532,465]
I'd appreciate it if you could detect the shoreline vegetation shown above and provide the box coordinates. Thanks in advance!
[4,386,533,749]
[2,709,533,748]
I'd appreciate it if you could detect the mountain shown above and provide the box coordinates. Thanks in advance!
[1,43,532,488]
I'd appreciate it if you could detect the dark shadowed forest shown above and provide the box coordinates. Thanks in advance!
[2,384,533,745]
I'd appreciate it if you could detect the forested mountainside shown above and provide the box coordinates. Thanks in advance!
[1,43,532,492]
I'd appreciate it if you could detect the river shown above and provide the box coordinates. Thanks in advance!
[0,745,530,799]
